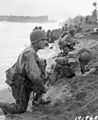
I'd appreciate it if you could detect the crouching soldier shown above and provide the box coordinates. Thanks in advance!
[64,48,96,77]
[49,48,96,84]
[58,28,76,57]
[76,48,96,76]
[49,55,72,85]
[0,30,50,114]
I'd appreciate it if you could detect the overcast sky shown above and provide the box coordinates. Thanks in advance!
[0,0,97,20]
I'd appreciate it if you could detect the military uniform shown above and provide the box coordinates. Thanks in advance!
[0,30,51,114]
[58,33,75,57]
[17,45,44,83]
[49,49,95,84]
[0,45,46,114]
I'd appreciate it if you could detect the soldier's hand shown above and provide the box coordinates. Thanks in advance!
[89,68,96,74]
[82,72,89,77]
[43,85,49,93]
[45,84,49,90]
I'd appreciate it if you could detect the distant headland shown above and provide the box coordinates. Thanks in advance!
[0,15,49,23]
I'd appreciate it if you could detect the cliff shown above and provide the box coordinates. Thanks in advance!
[0,15,48,23]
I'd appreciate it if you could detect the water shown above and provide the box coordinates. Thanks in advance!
[0,21,60,89]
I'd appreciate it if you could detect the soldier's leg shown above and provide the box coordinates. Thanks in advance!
[49,69,59,85]
[0,86,32,114]
[0,76,32,114]
[18,86,32,112]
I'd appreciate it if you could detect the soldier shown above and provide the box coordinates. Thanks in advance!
[58,28,76,57]
[61,23,68,38]
[49,48,96,84]
[58,40,73,57]
[76,49,96,76]
[62,28,75,46]
[64,49,96,77]
[0,30,50,114]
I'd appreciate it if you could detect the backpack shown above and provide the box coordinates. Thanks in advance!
[5,63,18,87]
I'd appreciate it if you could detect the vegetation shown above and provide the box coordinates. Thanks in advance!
[65,2,98,31]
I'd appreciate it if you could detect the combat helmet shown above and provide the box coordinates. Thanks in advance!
[68,28,75,35]
[79,51,91,65]
[30,30,47,44]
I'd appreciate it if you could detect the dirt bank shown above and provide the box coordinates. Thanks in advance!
[1,34,98,120]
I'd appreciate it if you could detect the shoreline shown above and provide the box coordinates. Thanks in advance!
[0,87,14,117]
[0,87,14,103]
[0,84,8,90]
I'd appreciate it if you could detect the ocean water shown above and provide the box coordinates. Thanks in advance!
[0,21,60,89]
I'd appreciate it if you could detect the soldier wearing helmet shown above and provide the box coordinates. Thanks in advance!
[58,28,76,57]
[0,30,50,114]
[68,48,96,77]
[49,51,77,84]
[58,39,71,56]
[68,28,75,37]
[49,48,96,84]
[64,28,75,45]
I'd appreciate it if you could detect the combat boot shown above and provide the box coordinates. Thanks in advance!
[0,102,26,114]
[32,92,51,106]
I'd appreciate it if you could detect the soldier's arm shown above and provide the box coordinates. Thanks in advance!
[25,52,41,81]
[75,71,82,76]
[72,62,82,76]
[82,67,96,76]
[89,67,96,73]
[25,52,46,92]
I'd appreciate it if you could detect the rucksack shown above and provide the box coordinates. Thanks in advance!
[5,63,18,87]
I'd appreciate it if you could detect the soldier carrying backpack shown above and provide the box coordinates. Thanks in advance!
[0,30,50,114]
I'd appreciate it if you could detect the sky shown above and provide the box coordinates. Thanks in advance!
[0,0,97,20]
